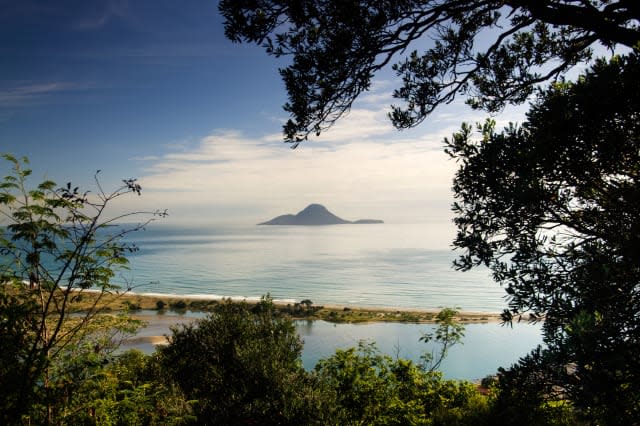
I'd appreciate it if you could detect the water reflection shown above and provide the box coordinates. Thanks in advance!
[122,313,543,381]
[297,320,542,380]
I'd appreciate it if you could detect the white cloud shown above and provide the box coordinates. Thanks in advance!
[0,82,83,106]
[123,97,526,226]
[126,126,446,225]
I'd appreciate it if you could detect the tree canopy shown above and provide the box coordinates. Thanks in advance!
[445,54,640,423]
[159,296,332,425]
[220,0,640,145]
[0,154,165,423]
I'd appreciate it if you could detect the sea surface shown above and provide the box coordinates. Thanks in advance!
[122,223,507,312]
[119,223,543,379]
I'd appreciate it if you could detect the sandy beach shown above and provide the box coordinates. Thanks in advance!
[99,291,503,322]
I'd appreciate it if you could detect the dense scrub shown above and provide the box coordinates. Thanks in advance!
[1,294,581,425]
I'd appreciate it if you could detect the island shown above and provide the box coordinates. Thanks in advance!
[258,204,383,226]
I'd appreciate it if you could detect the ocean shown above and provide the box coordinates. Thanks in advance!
[123,223,507,312]
[120,223,543,379]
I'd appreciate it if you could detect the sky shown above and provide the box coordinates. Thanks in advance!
[1,0,529,227]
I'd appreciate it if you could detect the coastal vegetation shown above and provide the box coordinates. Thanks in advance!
[56,290,499,324]
[2,1,638,424]
[3,53,639,423]
[0,155,166,423]
[220,1,639,423]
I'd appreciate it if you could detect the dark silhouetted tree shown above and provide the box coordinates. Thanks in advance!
[445,54,640,423]
[220,0,639,144]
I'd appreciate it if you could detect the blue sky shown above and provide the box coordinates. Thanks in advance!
[1,0,527,230]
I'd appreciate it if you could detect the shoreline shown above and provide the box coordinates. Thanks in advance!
[84,290,504,324]
[99,292,507,355]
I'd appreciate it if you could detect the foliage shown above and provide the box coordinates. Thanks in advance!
[220,0,639,144]
[314,341,489,425]
[60,350,193,425]
[0,154,165,424]
[159,295,334,425]
[487,348,578,426]
[420,307,465,372]
[25,314,144,423]
[445,54,640,423]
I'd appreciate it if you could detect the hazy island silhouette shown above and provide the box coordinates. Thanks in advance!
[258,204,383,226]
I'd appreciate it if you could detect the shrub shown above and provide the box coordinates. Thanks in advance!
[159,296,334,424]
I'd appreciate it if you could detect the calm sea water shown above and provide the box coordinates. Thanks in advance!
[123,223,507,312]
[119,224,542,379]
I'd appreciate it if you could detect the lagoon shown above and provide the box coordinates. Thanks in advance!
[296,320,542,380]
[119,223,542,380]
[124,311,542,381]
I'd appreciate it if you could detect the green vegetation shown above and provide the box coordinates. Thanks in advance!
[3,3,639,416]
[49,350,193,425]
[447,54,640,424]
[420,308,465,373]
[315,342,490,426]
[0,155,165,424]
[158,296,331,425]
[47,288,496,323]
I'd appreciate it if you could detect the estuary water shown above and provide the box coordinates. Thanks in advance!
[297,320,541,380]
[126,312,541,381]
[120,223,543,379]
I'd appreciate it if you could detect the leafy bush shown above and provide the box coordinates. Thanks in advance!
[0,154,163,423]
[61,349,193,425]
[315,341,489,425]
[159,296,334,425]
[169,300,187,310]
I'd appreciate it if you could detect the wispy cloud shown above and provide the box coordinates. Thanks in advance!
[0,82,91,107]
[120,86,528,226]
[74,0,131,30]
[123,104,468,225]
[131,155,161,161]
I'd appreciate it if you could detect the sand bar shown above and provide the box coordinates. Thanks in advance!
[87,291,503,323]
[102,292,504,351]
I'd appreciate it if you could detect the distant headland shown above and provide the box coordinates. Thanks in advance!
[258,204,384,226]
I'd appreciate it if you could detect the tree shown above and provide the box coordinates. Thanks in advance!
[61,350,194,425]
[220,0,639,145]
[159,296,333,425]
[419,307,465,372]
[0,154,165,424]
[314,341,489,425]
[313,308,481,425]
[445,54,640,423]
[486,348,578,426]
